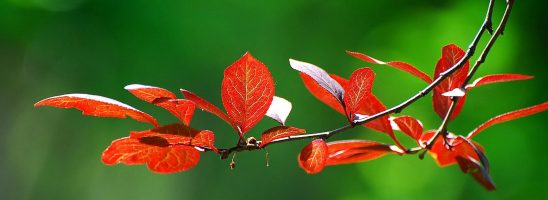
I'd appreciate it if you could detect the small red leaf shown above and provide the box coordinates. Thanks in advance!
[433,44,470,120]
[300,73,345,113]
[102,137,200,174]
[346,50,432,83]
[222,52,275,136]
[290,59,345,104]
[453,136,495,191]
[421,131,486,168]
[265,96,292,125]
[157,99,196,125]
[124,84,177,102]
[421,131,458,167]
[125,84,195,125]
[34,94,159,127]
[298,139,328,174]
[467,102,548,138]
[300,72,405,149]
[466,74,533,89]
[343,68,375,122]
[331,74,406,150]
[331,75,392,134]
[455,156,496,191]
[260,126,306,148]
[392,116,424,141]
[181,89,235,129]
[326,140,396,166]
[130,123,217,152]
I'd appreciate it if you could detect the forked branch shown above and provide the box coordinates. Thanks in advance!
[218,0,515,159]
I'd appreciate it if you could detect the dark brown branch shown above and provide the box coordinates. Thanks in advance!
[216,0,514,160]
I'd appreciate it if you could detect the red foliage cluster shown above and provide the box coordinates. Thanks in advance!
[35,45,546,191]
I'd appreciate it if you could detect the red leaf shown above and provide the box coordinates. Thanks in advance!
[455,156,496,191]
[326,140,396,166]
[331,75,394,135]
[260,126,306,148]
[300,73,345,113]
[466,74,533,89]
[355,95,407,150]
[467,102,548,138]
[298,139,328,174]
[222,52,275,135]
[290,59,345,104]
[158,99,196,125]
[343,68,375,122]
[130,123,217,152]
[346,50,432,83]
[392,116,424,141]
[453,136,495,191]
[331,74,406,150]
[34,94,159,127]
[124,84,177,102]
[421,131,458,167]
[265,96,293,125]
[102,137,200,174]
[181,89,235,129]
[420,131,486,167]
[300,71,405,149]
[125,84,195,125]
[433,44,470,120]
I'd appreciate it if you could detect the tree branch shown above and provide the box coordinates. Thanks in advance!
[423,0,515,154]
[216,0,515,160]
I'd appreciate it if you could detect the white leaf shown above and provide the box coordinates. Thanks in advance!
[266,96,292,125]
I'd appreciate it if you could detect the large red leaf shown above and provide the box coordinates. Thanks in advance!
[326,140,396,166]
[221,52,275,135]
[298,139,328,174]
[467,102,548,138]
[181,89,235,129]
[466,74,533,89]
[126,84,195,125]
[433,44,470,120]
[290,59,345,104]
[34,94,159,127]
[347,50,432,83]
[391,116,424,142]
[130,123,217,152]
[102,137,200,174]
[260,126,306,148]
[343,68,375,122]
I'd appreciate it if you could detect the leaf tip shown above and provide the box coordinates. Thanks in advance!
[124,84,147,90]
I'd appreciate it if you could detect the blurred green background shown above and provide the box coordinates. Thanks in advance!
[1,0,546,199]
